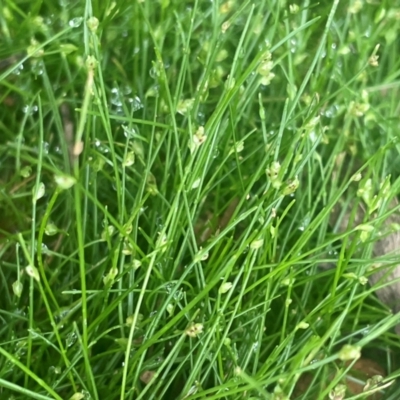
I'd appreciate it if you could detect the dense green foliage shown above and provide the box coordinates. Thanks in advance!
[1,0,400,399]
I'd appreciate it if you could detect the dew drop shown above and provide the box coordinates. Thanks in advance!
[173,290,183,301]
[42,141,49,154]
[41,243,50,255]
[122,85,132,95]
[55,309,70,325]
[49,365,61,374]
[327,249,338,256]
[128,96,143,112]
[111,87,123,106]
[31,61,44,76]
[145,85,159,97]
[149,66,159,79]
[298,212,311,232]
[361,325,370,336]
[213,149,220,158]
[65,332,77,347]
[22,105,38,115]
[5,359,15,371]
[323,104,339,118]
[197,112,205,125]
[69,17,83,28]
[98,143,109,154]
[122,125,137,138]
[155,215,163,229]
[72,390,91,400]
[44,15,54,26]
[13,64,24,76]
[290,39,297,53]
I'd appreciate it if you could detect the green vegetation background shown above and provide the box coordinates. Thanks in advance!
[1,0,400,399]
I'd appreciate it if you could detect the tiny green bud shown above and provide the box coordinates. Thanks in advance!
[166,303,174,316]
[132,259,142,270]
[101,225,115,241]
[250,238,264,249]
[45,222,58,236]
[26,265,40,282]
[69,393,85,400]
[12,280,23,297]
[343,272,358,280]
[188,126,207,154]
[122,222,133,236]
[60,43,78,54]
[351,172,362,182]
[33,182,45,202]
[281,277,295,286]
[329,383,346,400]
[219,282,233,294]
[266,161,281,188]
[338,344,361,361]
[123,151,135,167]
[87,16,99,32]
[296,321,309,330]
[103,267,118,286]
[363,375,383,392]
[282,176,299,195]
[234,366,242,376]
[191,178,201,189]
[229,140,244,155]
[146,172,158,195]
[122,240,133,255]
[355,224,374,243]
[185,323,204,338]
[85,55,98,70]
[359,276,368,285]
[20,166,32,178]
[355,224,374,232]
[177,98,194,115]
[91,155,105,172]
[54,174,76,190]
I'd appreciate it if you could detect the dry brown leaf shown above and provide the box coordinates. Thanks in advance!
[140,370,156,385]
